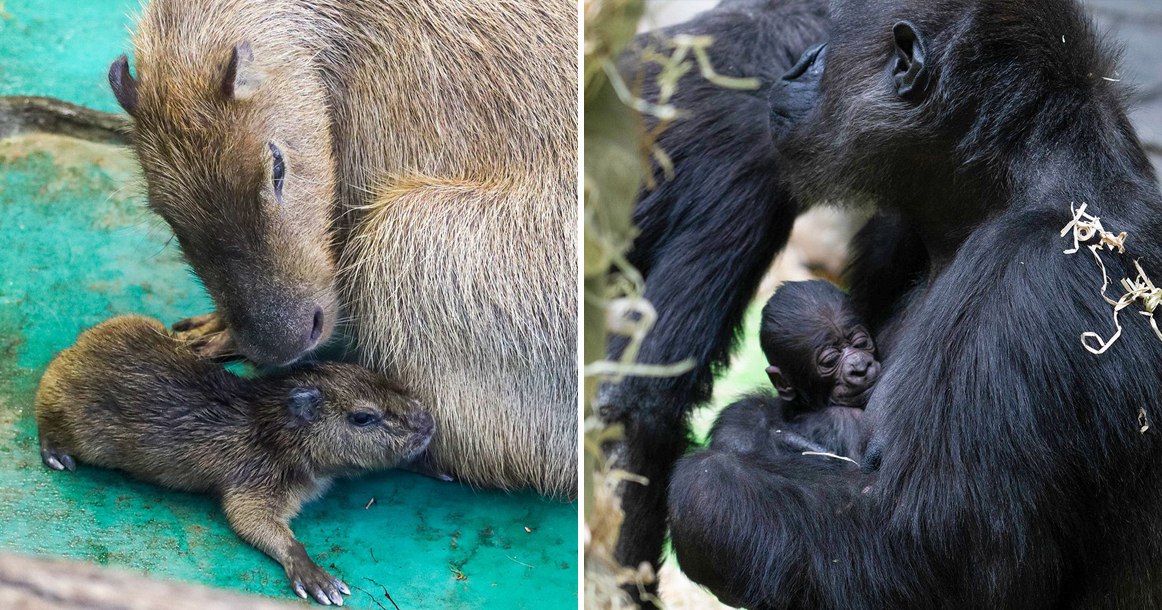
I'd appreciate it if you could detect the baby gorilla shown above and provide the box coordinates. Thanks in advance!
[709,280,879,462]
[35,315,435,606]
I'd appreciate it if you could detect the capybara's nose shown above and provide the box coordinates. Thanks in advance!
[228,299,328,365]
[413,411,436,437]
[308,306,325,344]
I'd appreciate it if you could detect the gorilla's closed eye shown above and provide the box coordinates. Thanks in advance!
[818,350,840,369]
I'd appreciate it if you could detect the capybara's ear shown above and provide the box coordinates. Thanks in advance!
[222,41,261,100]
[287,387,322,423]
[109,55,138,115]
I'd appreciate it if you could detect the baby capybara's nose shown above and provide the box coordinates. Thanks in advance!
[412,410,436,437]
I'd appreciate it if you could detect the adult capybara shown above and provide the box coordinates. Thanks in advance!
[109,0,577,496]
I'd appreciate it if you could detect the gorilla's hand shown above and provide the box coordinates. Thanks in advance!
[769,43,827,141]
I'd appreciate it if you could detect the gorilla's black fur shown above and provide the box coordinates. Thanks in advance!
[666,0,1162,607]
[600,1,828,592]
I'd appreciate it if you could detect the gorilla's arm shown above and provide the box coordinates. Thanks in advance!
[669,450,910,610]
[601,0,828,587]
[842,212,930,355]
[710,393,864,458]
[793,406,863,459]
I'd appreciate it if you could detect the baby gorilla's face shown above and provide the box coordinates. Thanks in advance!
[761,280,881,408]
[816,326,880,407]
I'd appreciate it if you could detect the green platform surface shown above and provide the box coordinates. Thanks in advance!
[0,2,577,608]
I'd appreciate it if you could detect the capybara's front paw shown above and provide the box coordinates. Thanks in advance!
[401,451,455,482]
[286,557,349,606]
[172,312,241,361]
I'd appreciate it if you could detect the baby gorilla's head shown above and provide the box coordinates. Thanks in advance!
[760,280,880,409]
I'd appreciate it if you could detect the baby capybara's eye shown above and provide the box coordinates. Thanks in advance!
[346,411,379,427]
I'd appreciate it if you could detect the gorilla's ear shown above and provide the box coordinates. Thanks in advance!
[288,387,322,423]
[766,366,797,401]
[892,21,930,101]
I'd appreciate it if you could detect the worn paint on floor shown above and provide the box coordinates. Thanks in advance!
[0,1,577,608]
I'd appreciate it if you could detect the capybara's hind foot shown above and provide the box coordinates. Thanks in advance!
[40,448,75,472]
[286,554,349,605]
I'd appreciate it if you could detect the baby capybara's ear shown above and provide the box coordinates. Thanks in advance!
[108,55,137,115]
[287,387,322,423]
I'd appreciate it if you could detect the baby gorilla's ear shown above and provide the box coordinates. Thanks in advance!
[288,387,323,423]
[766,366,797,401]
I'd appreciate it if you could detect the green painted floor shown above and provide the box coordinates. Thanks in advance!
[0,1,577,608]
[700,304,769,443]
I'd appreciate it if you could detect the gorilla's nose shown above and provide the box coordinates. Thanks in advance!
[844,353,879,386]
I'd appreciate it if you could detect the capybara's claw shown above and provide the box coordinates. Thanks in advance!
[172,312,242,361]
[288,559,347,606]
[171,312,225,334]
[41,448,75,472]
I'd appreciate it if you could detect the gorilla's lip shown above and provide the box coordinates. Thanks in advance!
[830,382,875,408]
[783,43,827,80]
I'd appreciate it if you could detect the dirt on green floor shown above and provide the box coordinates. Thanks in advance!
[0,2,577,608]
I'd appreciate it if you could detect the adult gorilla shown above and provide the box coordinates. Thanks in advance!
[600,0,827,594]
[668,0,1162,608]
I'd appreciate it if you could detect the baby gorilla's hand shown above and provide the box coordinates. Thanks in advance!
[172,312,242,362]
[286,555,350,606]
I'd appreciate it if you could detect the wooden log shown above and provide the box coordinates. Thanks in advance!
[0,552,293,609]
[0,96,131,146]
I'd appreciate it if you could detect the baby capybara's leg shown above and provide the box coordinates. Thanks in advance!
[38,435,75,472]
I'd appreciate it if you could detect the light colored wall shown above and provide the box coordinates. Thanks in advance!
[639,0,716,31]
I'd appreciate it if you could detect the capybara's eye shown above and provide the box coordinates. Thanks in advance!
[347,411,379,428]
[268,141,285,203]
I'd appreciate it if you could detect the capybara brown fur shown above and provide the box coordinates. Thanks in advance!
[109,0,577,497]
[36,315,434,605]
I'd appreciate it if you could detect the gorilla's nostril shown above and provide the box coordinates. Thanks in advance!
[309,307,324,343]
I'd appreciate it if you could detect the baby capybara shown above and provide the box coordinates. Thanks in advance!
[36,315,434,605]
